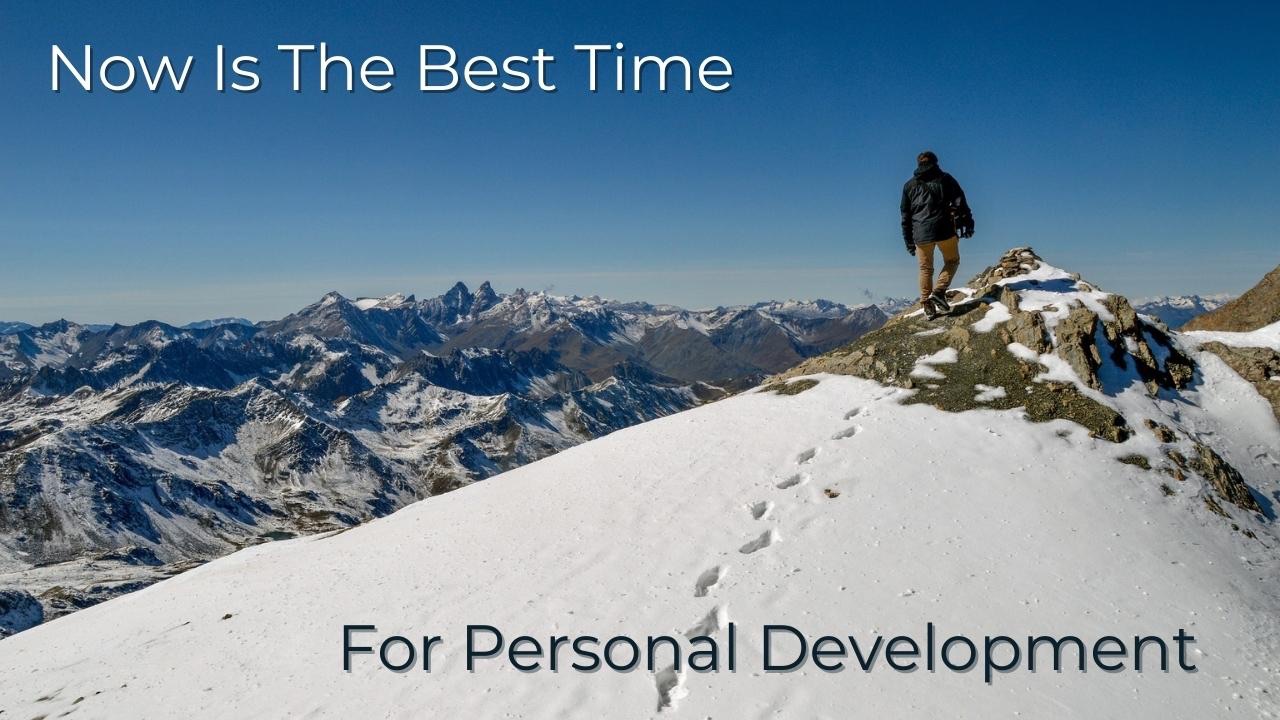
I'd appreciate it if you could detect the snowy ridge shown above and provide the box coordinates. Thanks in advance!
[0,371,1276,716]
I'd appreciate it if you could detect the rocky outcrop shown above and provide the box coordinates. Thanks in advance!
[0,590,42,639]
[999,286,1051,353]
[773,248,1134,443]
[1190,441,1263,514]
[967,246,1043,287]
[973,250,1194,396]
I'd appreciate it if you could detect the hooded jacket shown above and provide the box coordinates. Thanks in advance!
[900,162,973,249]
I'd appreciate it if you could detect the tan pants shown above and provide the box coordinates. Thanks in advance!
[917,236,960,303]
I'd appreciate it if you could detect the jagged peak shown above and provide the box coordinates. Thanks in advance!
[443,281,471,300]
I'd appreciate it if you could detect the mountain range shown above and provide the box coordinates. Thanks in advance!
[1133,293,1234,329]
[1,248,1275,717]
[0,283,887,632]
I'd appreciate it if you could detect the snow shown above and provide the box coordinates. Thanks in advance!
[354,293,411,311]
[2,373,1274,718]
[910,347,958,380]
[970,301,1011,332]
[998,262,1114,339]
[973,384,1007,402]
[1006,342,1040,363]
[1181,320,1280,350]
[919,347,959,365]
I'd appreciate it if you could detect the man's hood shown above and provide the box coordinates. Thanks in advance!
[914,162,942,180]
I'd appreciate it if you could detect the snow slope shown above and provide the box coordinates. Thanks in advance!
[1,364,1277,717]
[1182,319,1280,349]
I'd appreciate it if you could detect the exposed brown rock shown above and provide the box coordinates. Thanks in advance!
[1144,419,1178,444]
[1117,454,1152,470]
[760,378,820,396]
[967,247,1043,289]
[1055,305,1102,390]
[998,286,1052,354]
[1189,441,1263,514]
[1183,264,1280,332]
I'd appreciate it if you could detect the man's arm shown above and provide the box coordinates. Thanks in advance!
[946,174,975,237]
[900,185,915,251]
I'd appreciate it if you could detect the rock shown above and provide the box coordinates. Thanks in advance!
[1000,287,1052,354]
[1097,295,1195,393]
[1117,454,1152,470]
[1144,419,1178,444]
[1055,305,1102,389]
[1189,441,1263,514]
[944,326,971,351]
[0,589,44,638]
[967,247,1045,289]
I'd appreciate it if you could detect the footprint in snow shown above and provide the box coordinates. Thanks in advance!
[686,604,730,637]
[776,473,809,490]
[844,407,863,420]
[655,606,730,712]
[654,666,688,713]
[832,425,861,440]
[749,500,774,520]
[796,447,819,465]
[694,565,727,597]
[739,528,779,554]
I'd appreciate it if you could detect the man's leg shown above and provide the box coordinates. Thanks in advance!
[917,241,936,306]
[934,236,960,294]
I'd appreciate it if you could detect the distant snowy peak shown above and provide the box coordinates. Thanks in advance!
[750,298,869,320]
[353,293,415,311]
[874,296,918,316]
[0,322,32,335]
[181,317,254,330]
[1135,294,1234,329]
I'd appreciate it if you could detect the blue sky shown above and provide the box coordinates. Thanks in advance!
[1,1,1276,324]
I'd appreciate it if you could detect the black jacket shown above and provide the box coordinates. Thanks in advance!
[900,162,973,249]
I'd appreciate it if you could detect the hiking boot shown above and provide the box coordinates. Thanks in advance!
[928,290,952,313]
[922,302,941,320]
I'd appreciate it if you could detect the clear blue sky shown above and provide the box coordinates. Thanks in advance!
[2,0,1276,324]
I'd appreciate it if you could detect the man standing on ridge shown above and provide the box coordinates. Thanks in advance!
[901,151,975,319]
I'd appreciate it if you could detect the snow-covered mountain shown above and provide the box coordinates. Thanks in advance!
[0,248,1275,718]
[1135,293,1234,329]
[873,296,918,316]
[180,317,255,330]
[0,284,885,632]
[0,322,32,335]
